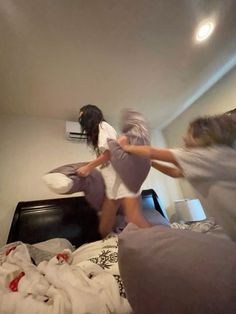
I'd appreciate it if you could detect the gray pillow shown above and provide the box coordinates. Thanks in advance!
[44,163,127,231]
[118,223,236,314]
[43,163,105,211]
[108,110,151,193]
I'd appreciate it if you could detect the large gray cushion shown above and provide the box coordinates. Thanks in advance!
[118,223,236,314]
[43,163,105,211]
[108,110,151,193]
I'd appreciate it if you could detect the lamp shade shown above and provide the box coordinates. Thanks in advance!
[174,199,206,222]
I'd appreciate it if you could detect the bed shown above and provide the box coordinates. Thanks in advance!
[0,189,166,314]
[1,190,234,314]
[6,196,101,247]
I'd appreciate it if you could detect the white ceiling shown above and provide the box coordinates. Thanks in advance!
[0,0,236,129]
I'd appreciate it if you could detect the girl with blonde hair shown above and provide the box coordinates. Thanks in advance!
[121,114,236,241]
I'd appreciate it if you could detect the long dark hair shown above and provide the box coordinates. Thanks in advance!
[78,104,105,153]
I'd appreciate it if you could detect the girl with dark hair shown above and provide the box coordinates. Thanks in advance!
[77,104,151,237]
[121,114,236,241]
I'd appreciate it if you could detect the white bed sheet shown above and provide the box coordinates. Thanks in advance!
[0,235,131,314]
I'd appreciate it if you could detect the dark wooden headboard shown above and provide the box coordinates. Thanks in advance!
[7,189,168,247]
[7,196,101,247]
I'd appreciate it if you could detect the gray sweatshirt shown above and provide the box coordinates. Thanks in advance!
[171,145,236,241]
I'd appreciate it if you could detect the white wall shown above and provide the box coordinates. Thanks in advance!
[0,114,180,247]
[0,115,95,247]
[145,129,183,218]
[163,66,236,198]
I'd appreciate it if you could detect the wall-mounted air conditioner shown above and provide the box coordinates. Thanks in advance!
[65,121,87,141]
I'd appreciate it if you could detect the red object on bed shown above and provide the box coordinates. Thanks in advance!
[9,272,25,292]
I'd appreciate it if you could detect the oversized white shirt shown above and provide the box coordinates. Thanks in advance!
[97,121,137,199]
[98,121,117,153]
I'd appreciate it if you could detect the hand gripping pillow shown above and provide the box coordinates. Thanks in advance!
[43,163,105,211]
[108,110,151,193]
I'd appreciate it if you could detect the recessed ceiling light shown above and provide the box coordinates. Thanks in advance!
[195,21,214,42]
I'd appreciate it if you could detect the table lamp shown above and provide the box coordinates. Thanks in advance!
[174,199,206,223]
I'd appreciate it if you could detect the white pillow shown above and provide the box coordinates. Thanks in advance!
[43,173,73,194]
[33,238,74,253]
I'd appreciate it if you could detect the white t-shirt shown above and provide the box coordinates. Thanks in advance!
[171,145,236,241]
[98,121,117,153]
[97,121,138,200]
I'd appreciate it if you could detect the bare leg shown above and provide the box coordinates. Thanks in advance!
[99,197,119,238]
[122,197,152,228]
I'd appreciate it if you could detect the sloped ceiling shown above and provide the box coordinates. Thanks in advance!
[0,0,236,128]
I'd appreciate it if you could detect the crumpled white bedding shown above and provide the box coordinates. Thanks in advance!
[0,235,131,314]
[171,217,231,240]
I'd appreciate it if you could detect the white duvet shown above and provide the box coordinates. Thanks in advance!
[0,236,131,314]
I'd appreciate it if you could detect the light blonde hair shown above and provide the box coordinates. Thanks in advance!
[186,114,236,148]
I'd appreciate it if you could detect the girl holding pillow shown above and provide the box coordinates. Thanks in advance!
[77,104,151,237]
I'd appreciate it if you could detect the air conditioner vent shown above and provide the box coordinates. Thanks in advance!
[65,121,87,141]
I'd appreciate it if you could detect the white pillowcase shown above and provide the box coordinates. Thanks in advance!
[33,238,74,253]
[43,172,73,194]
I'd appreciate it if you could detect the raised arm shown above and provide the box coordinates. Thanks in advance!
[151,161,183,178]
[122,144,178,165]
